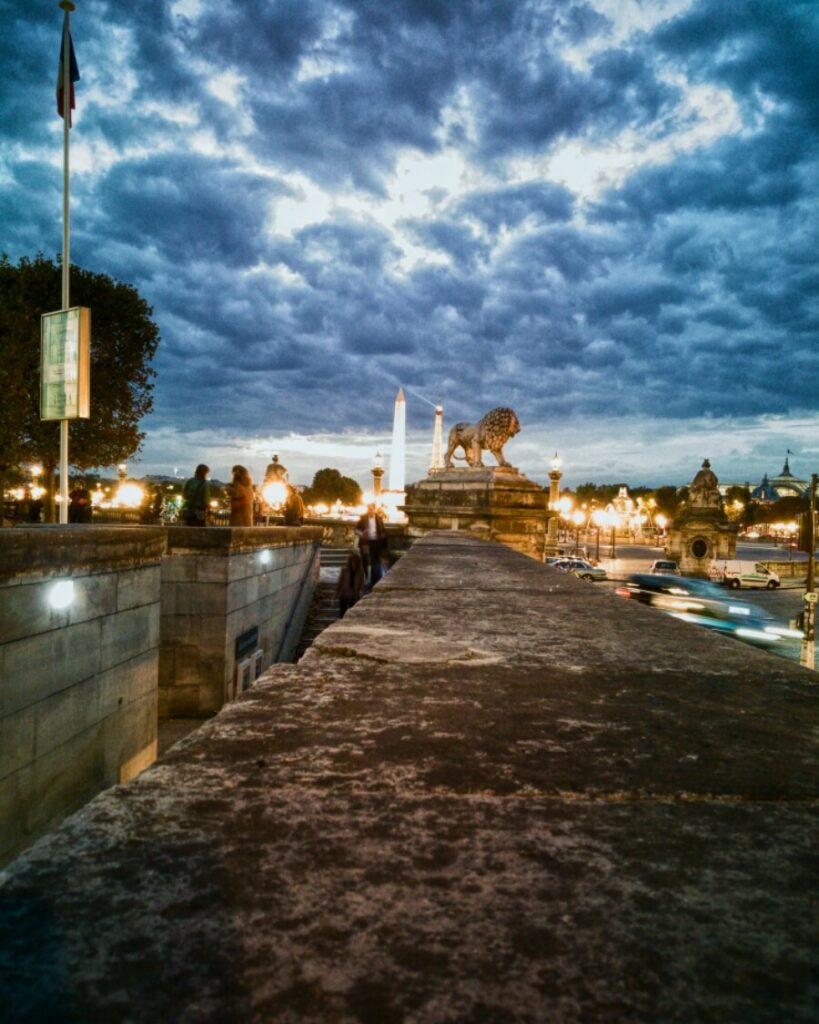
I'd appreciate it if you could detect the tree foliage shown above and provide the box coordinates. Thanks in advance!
[574,482,626,505]
[0,254,159,477]
[302,467,362,506]
[650,485,685,518]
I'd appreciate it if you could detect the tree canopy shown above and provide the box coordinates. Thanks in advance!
[0,254,159,480]
[302,468,362,506]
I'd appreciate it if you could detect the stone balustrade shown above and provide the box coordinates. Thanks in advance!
[159,526,322,715]
[1,532,817,1021]
[0,526,164,867]
[0,524,321,868]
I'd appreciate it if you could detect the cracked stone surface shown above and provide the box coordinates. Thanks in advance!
[1,533,818,1023]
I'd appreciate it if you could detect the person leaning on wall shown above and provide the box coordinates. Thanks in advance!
[182,464,210,526]
[283,484,305,526]
[228,465,254,526]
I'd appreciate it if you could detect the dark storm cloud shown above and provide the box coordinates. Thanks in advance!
[475,43,678,158]
[591,125,808,223]
[2,0,818,474]
[457,182,574,232]
[400,218,487,267]
[656,0,819,127]
[83,154,282,269]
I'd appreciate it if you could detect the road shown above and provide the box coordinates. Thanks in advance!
[563,537,813,665]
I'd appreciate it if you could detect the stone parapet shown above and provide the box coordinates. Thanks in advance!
[2,532,817,1020]
[0,526,162,868]
[159,526,321,716]
[0,524,166,582]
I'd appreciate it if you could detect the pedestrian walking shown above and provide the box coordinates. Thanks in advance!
[354,502,387,587]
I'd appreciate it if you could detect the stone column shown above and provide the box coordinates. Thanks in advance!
[545,453,563,556]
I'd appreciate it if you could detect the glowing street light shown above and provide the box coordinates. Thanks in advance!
[115,481,145,508]
[262,481,288,509]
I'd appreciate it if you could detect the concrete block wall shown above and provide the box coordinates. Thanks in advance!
[159,526,322,717]
[0,526,165,867]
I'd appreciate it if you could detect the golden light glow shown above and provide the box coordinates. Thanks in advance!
[262,481,288,507]
[115,482,145,508]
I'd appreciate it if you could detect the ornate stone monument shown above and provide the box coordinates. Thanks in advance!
[665,459,738,575]
[403,407,552,560]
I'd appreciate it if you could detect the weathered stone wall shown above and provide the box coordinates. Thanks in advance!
[1,533,817,1022]
[0,526,164,868]
[159,526,322,716]
[763,559,808,578]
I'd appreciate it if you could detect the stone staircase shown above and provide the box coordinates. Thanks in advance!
[292,547,346,660]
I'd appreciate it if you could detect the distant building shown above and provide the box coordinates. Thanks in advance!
[750,456,807,502]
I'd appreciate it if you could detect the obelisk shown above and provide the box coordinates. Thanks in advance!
[389,387,406,492]
[430,404,444,471]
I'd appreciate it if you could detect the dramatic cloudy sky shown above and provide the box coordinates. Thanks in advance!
[2,0,817,487]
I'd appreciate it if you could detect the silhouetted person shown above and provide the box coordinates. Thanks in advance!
[228,465,254,526]
[182,464,210,526]
[336,549,365,617]
[283,485,305,526]
[68,481,92,523]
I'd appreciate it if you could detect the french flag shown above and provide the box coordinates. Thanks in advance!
[56,29,80,124]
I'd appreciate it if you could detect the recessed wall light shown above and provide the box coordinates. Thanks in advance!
[49,579,75,610]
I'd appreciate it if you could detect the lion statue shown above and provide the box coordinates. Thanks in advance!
[444,407,521,468]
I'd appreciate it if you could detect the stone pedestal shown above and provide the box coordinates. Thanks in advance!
[665,459,738,576]
[402,467,551,561]
[666,511,737,576]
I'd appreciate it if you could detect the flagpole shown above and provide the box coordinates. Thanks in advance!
[59,0,75,524]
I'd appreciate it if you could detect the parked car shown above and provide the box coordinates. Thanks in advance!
[708,559,780,590]
[549,557,607,581]
[614,573,800,648]
[649,559,680,574]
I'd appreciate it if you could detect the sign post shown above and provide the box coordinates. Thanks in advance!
[41,307,91,421]
[800,473,817,670]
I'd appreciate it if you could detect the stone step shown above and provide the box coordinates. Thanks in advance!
[320,549,351,566]
[293,580,340,661]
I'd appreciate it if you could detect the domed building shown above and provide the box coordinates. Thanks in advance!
[768,456,807,499]
[749,474,778,502]
[750,456,807,502]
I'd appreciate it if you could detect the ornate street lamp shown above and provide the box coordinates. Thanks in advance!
[591,509,606,562]
[372,450,385,497]
[607,509,621,558]
[572,509,585,554]
[548,453,563,510]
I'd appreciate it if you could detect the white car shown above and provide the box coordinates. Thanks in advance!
[549,557,608,581]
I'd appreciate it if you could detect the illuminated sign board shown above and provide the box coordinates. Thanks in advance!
[40,306,91,421]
